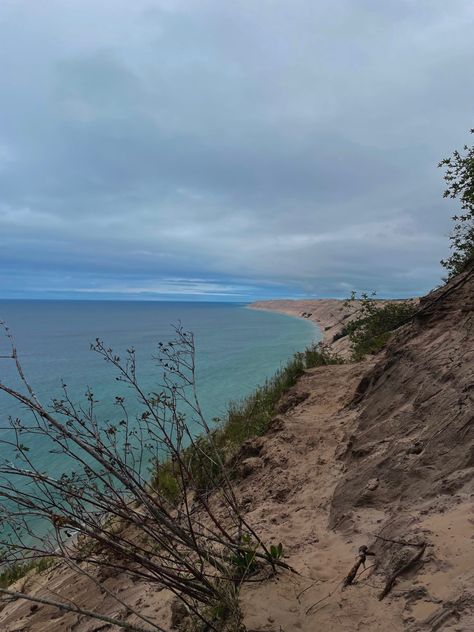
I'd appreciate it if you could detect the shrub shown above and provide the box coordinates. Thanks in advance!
[439,129,474,277]
[303,342,344,368]
[344,292,416,361]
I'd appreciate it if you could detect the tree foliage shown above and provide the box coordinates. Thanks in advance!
[439,129,474,277]
[343,292,416,361]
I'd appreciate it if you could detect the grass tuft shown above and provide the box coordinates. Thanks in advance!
[0,557,55,588]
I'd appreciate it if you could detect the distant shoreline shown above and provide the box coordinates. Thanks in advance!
[248,298,356,357]
[244,301,322,339]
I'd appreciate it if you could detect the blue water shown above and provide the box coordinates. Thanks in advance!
[0,301,319,490]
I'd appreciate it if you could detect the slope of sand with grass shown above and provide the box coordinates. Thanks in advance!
[242,265,474,631]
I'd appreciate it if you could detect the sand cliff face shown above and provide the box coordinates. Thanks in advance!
[1,269,473,631]
[243,265,474,631]
[331,265,474,526]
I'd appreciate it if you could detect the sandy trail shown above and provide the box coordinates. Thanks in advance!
[239,361,407,632]
[238,358,474,631]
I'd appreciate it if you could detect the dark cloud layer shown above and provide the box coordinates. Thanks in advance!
[1,0,473,300]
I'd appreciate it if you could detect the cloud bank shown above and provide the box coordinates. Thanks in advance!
[1,0,473,299]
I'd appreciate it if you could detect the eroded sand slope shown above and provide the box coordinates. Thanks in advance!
[243,265,474,631]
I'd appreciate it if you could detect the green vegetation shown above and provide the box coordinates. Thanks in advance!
[343,292,417,361]
[151,462,182,504]
[152,341,344,499]
[302,342,344,368]
[0,557,54,588]
[439,129,474,277]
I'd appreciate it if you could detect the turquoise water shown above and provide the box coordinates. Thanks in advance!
[0,301,319,485]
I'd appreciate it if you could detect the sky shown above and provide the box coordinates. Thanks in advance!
[0,0,473,301]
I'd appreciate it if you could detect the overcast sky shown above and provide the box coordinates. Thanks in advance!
[1,0,473,300]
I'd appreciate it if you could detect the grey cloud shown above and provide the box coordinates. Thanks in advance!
[0,0,473,299]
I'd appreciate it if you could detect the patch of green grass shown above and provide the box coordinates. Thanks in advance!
[224,353,307,442]
[150,462,182,503]
[303,343,344,368]
[0,557,55,588]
